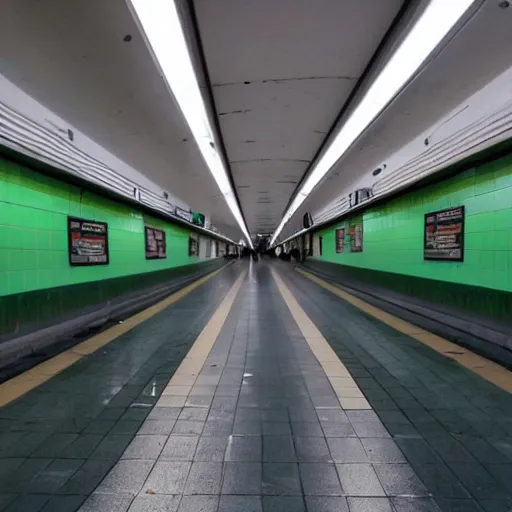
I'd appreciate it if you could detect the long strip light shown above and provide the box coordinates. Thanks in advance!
[270,0,475,246]
[128,0,253,248]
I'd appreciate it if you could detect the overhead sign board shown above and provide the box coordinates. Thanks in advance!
[174,206,192,223]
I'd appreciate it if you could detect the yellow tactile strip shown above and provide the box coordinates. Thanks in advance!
[271,268,371,410]
[297,268,512,394]
[0,266,227,408]
[157,271,246,406]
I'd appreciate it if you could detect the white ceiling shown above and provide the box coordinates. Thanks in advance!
[0,0,242,239]
[2,1,509,245]
[281,0,512,239]
[193,0,405,234]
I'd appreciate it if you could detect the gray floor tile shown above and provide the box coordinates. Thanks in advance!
[177,496,218,512]
[262,496,305,512]
[184,462,223,495]
[327,438,368,463]
[261,409,289,423]
[40,495,87,512]
[434,499,484,511]
[225,436,262,461]
[295,437,331,462]
[202,420,233,437]
[148,408,182,421]
[78,493,134,512]
[110,420,144,436]
[160,436,198,461]
[322,422,357,438]
[172,421,204,436]
[299,463,342,496]
[5,494,50,512]
[178,408,209,422]
[31,434,78,458]
[347,497,393,512]
[27,459,84,494]
[336,464,385,497]
[128,494,180,512]
[90,434,132,460]
[0,494,18,511]
[448,462,508,500]
[233,421,262,436]
[305,496,349,512]
[58,459,115,495]
[262,463,301,496]
[373,463,429,497]
[142,460,190,495]
[122,435,166,460]
[195,436,229,461]
[350,422,391,438]
[291,421,324,437]
[138,420,175,436]
[218,495,262,512]
[60,434,104,459]
[263,437,296,462]
[95,460,154,495]
[262,422,292,436]
[412,463,470,499]
[391,497,442,511]
[361,438,406,463]
[222,462,262,494]
[317,410,350,423]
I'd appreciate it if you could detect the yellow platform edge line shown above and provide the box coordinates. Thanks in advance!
[272,268,372,410]
[296,267,512,394]
[158,270,247,406]
[0,265,227,407]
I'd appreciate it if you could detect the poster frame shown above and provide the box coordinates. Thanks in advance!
[67,216,109,267]
[335,228,345,253]
[424,206,465,262]
[145,226,167,260]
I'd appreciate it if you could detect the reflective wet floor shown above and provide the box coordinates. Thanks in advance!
[0,261,511,511]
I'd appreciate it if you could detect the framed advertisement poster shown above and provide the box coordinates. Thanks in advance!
[424,206,464,261]
[335,228,345,253]
[189,234,199,256]
[349,222,363,252]
[145,226,166,259]
[68,217,109,266]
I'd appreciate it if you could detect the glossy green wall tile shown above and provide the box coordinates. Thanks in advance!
[316,153,512,292]
[0,157,216,297]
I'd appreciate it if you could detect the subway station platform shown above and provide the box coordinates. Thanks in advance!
[0,261,511,512]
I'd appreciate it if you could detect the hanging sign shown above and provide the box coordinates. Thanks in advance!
[174,206,192,223]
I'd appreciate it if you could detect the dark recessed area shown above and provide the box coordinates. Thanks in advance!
[123,34,132,42]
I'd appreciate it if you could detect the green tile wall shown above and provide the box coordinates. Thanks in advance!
[0,156,216,297]
[316,152,512,293]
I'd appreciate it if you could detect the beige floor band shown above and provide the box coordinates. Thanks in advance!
[297,267,512,394]
[0,266,227,408]
[271,268,371,410]
[157,271,247,406]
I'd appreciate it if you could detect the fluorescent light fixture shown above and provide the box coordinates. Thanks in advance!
[128,0,253,248]
[270,0,474,246]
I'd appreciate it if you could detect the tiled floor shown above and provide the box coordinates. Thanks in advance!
[0,260,511,511]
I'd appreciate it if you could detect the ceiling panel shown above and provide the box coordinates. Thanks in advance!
[194,0,404,234]
[0,0,243,240]
[282,0,512,240]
